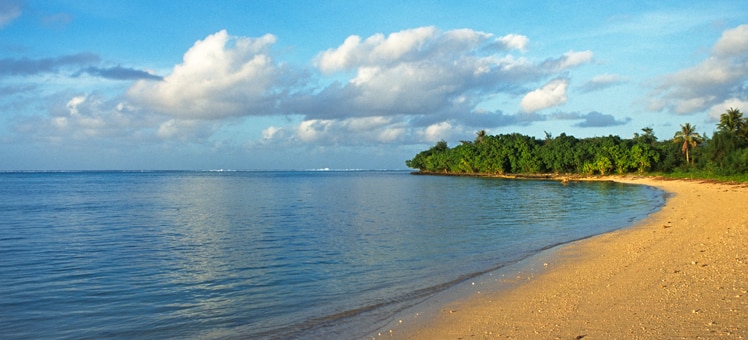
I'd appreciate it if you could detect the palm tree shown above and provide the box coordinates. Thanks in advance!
[718,107,745,135]
[474,130,487,144]
[718,107,748,143]
[673,123,702,165]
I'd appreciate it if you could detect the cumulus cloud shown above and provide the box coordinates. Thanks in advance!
[315,26,441,74]
[541,50,594,71]
[493,34,529,52]
[0,53,100,76]
[289,60,473,120]
[12,91,219,146]
[270,108,545,148]
[261,125,284,141]
[259,111,517,147]
[422,121,455,143]
[261,116,408,146]
[156,118,215,141]
[127,30,294,119]
[17,26,597,153]
[294,27,589,124]
[648,24,748,114]
[14,93,143,144]
[0,0,22,28]
[114,27,594,145]
[520,78,568,112]
[578,73,626,93]
[712,24,748,58]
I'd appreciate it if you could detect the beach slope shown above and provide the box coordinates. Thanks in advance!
[396,177,748,339]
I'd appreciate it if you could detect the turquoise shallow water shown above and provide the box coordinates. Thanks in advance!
[0,171,664,339]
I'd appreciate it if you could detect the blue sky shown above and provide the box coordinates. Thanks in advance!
[1,1,747,170]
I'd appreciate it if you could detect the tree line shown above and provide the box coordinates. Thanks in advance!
[406,108,748,177]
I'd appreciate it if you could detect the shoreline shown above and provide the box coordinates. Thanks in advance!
[408,170,597,181]
[376,176,748,339]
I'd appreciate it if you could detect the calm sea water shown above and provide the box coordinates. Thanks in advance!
[0,171,664,339]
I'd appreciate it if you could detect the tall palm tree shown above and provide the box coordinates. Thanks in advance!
[718,107,745,136]
[720,107,748,142]
[673,123,702,165]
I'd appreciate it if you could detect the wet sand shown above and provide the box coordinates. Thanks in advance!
[384,177,748,339]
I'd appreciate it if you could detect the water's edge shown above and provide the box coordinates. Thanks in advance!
[365,180,669,339]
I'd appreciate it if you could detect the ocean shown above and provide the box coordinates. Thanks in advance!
[0,170,665,339]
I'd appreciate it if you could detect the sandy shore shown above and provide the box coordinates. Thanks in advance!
[382,177,748,339]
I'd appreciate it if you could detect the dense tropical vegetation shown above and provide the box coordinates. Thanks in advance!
[406,108,748,179]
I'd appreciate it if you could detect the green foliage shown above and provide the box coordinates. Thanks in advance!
[405,108,748,179]
[718,108,746,140]
[539,133,578,173]
[673,122,703,165]
[630,144,660,173]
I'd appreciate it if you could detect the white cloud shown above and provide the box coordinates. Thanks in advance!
[712,24,748,57]
[673,96,714,114]
[296,27,584,122]
[422,121,455,142]
[371,26,439,63]
[112,27,596,148]
[316,35,363,74]
[558,50,594,69]
[128,30,284,119]
[297,119,334,143]
[156,119,214,141]
[345,61,463,114]
[66,95,86,116]
[538,50,593,72]
[707,98,748,122]
[261,111,530,148]
[316,26,439,74]
[12,91,222,148]
[261,126,283,141]
[14,93,154,144]
[289,116,406,145]
[648,24,748,114]
[578,73,626,93]
[520,78,568,112]
[18,26,598,157]
[495,34,529,52]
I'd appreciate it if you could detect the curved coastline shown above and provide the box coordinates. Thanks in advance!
[376,175,748,339]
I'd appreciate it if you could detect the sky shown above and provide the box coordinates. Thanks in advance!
[1,1,747,170]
